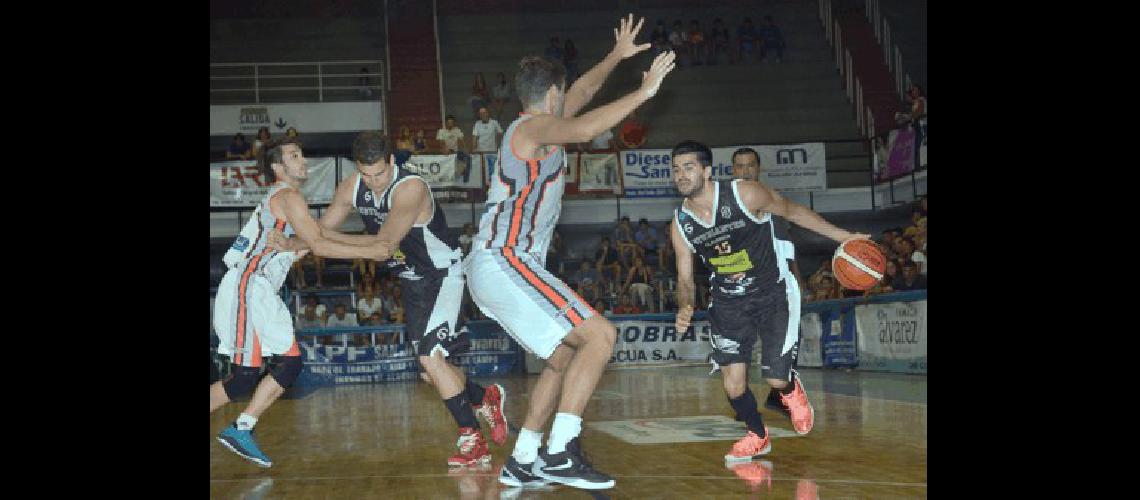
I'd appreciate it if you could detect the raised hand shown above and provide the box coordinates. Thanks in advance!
[613,13,651,59]
[640,50,677,99]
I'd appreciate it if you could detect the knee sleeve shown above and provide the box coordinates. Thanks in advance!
[222,365,262,400]
[269,355,302,389]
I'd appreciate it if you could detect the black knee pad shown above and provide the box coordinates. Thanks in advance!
[269,355,302,389]
[222,365,262,400]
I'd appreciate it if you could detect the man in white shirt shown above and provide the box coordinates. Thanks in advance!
[325,303,359,344]
[436,115,466,154]
[356,285,384,322]
[472,107,504,153]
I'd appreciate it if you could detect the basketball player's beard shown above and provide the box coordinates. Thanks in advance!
[676,177,702,197]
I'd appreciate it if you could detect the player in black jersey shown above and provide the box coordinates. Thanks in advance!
[731,147,804,418]
[668,140,868,461]
[270,132,508,467]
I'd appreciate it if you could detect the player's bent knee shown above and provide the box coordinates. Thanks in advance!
[269,355,302,389]
[222,365,262,400]
[545,344,574,373]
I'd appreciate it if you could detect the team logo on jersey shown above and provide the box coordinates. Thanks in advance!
[684,222,693,234]
[721,206,732,219]
[230,236,250,251]
[429,323,453,341]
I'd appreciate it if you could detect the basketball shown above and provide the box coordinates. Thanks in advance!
[832,239,886,290]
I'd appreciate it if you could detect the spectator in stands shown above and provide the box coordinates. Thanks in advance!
[352,254,377,285]
[687,20,706,66]
[563,38,580,84]
[358,67,374,99]
[594,237,623,283]
[293,252,324,288]
[459,223,476,255]
[472,106,503,154]
[436,115,466,155]
[413,129,428,153]
[808,260,834,292]
[326,303,358,328]
[572,260,602,304]
[619,110,649,149]
[884,258,905,288]
[759,16,786,63]
[225,133,253,160]
[737,17,761,64]
[613,293,642,314]
[634,218,659,263]
[252,127,273,158]
[544,36,563,62]
[893,261,927,290]
[386,286,405,323]
[669,20,688,66]
[651,20,669,57]
[296,304,323,330]
[468,72,489,120]
[657,222,677,276]
[709,18,733,65]
[285,127,301,147]
[357,284,384,325]
[394,126,415,166]
[490,72,512,120]
[864,272,894,298]
[811,276,841,302]
[621,256,655,309]
[613,216,640,264]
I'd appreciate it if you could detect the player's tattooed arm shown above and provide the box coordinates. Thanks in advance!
[274,188,388,260]
[670,218,696,332]
[564,14,651,117]
[737,181,869,243]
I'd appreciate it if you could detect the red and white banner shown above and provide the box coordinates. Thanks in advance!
[209,157,337,207]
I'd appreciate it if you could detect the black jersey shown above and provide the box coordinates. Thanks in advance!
[351,167,462,280]
[674,180,796,297]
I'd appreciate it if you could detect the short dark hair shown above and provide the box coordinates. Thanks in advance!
[446,115,456,122]
[515,56,566,109]
[259,138,301,184]
[671,140,713,167]
[353,131,389,165]
[731,147,760,164]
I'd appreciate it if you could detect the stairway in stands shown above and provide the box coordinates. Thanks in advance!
[385,0,444,136]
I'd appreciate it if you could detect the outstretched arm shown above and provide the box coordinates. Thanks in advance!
[274,188,386,260]
[737,181,868,243]
[563,14,652,117]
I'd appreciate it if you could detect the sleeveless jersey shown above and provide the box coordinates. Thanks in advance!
[472,113,567,257]
[674,179,795,298]
[351,168,462,280]
[222,183,299,290]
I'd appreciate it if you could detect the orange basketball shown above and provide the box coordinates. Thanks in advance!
[832,239,886,291]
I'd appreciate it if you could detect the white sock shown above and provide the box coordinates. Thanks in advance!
[547,413,582,454]
[512,428,543,464]
[236,413,258,431]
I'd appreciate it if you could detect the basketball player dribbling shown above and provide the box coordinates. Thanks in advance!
[268,132,509,467]
[210,139,387,467]
[668,140,869,462]
[464,15,675,490]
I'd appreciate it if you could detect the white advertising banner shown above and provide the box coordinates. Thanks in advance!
[854,300,927,373]
[608,317,711,366]
[619,143,827,197]
[401,154,483,189]
[798,312,824,367]
[578,152,622,193]
[209,157,337,207]
[209,101,383,135]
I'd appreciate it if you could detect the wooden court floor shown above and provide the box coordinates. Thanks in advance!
[210,366,927,499]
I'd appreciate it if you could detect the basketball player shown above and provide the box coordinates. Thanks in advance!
[669,140,868,461]
[730,147,803,418]
[464,15,675,490]
[210,139,387,467]
[268,132,508,467]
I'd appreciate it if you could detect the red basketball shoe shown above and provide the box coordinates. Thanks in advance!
[447,427,491,467]
[779,370,815,435]
[724,429,771,461]
[475,383,509,445]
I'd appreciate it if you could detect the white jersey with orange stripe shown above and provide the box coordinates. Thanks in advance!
[222,183,299,290]
[472,113,567,257]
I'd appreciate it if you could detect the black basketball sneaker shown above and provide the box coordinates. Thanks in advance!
[498,455,550,488]
[764,389,791,418]
[533,437,614,490]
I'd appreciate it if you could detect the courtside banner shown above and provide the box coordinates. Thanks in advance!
[854,300,927,374]
[620,143,827,198]
[798,312,824,367]
[401,154,483,189]
[608,317,712,366]
[578,152,622,193]
[820,307,858,367]
[210,157,336,207]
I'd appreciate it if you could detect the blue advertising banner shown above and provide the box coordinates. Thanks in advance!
[819,306,858,368]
